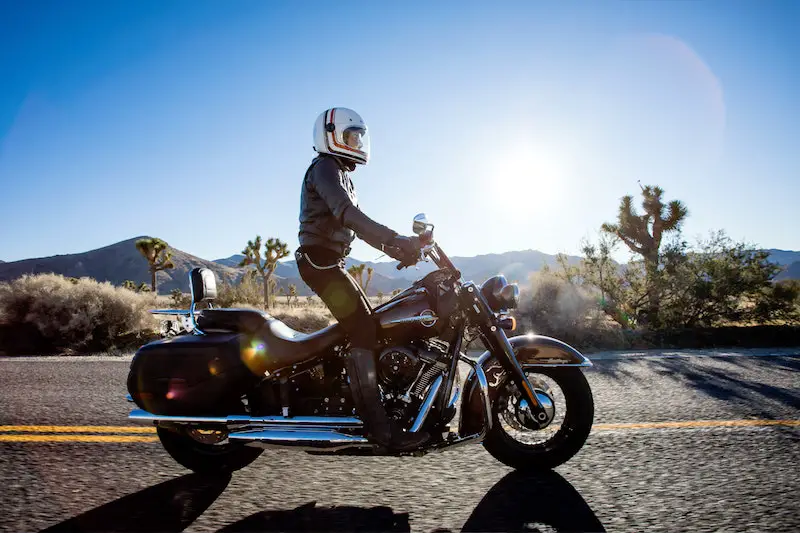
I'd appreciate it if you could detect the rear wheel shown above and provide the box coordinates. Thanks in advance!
[482,367,593,471]
[155,398,263,474]
[156,424,263,474]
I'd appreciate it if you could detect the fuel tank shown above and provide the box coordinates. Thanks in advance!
[375,289,443,342]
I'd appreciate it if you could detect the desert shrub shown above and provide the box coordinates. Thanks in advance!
[0,274,160,354]
[648,232,799,327]
[272,308,334,333]
[518,271,628,351]
[216,275,264,308]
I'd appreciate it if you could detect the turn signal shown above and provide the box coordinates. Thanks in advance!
[498,315,516,331]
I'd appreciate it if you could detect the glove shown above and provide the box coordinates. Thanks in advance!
[383,235,421,264]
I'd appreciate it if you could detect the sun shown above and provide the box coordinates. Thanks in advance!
[485,143,568,222]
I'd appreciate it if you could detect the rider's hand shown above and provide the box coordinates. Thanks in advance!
[384,235,421,264]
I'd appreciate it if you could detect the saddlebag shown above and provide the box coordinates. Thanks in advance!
[126,332,262,416]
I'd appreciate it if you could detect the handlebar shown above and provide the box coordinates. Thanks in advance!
[390,221,457,274]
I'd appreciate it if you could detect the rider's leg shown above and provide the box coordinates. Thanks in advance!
[296,248,428,452]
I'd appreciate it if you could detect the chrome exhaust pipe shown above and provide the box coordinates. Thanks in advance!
[128,408,363,430]
[228,428,370,451]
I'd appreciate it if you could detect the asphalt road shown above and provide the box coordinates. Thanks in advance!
[1,350,798,532]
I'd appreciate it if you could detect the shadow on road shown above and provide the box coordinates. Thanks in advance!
[218,470,604,532]
[217,501,411,532]
[40,473,231,532]
[648,357,800,412]
[460,470,605,533]
[37,468,603,532]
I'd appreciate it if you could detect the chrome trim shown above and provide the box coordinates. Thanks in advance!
[228,429,369,451]
[523,361,593,368]
[189,301,204,335]
[384,313,438,328]
[188,270,205,335]
[128,409,363,428]
[410,375,443,432]
[447,382,461,410]
[518,391,556,427]
[474,363,492,432]
[458,353,493,435]
[148,309,191,316]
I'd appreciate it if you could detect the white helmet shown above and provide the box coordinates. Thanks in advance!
[313,107,370,165]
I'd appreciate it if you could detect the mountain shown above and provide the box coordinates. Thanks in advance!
[765,249,800,281]
[232,249,584,288]
[764,249,800,266]
[3,240,797,298]
[0,237,244,294]
[214,254,299,278]
[775,261,800,281]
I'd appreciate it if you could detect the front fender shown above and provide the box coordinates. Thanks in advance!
[476,334,593,369]
[459,335,591,436]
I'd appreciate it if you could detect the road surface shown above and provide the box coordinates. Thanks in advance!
[1,349,798,532]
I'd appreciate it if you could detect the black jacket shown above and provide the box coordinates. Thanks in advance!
[298,155,397,257]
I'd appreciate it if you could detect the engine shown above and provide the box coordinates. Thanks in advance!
[377,341,449,427]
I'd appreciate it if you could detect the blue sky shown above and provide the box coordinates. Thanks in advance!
[1,0,798,264]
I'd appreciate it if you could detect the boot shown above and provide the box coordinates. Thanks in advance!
[345,348,429,452]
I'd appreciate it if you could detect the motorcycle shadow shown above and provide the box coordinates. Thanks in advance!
[460,470,605,532]
[40,473,231,533]
[219,470,604,533]
[38,469,603,532]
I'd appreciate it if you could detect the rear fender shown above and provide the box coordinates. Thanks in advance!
[459,335,591,435]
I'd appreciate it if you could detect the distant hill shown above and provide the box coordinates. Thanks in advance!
[2,240,797,298]
[764,249,800,266]
[216,249,584,290]
[0,237,243,294]
[776,261,800,281]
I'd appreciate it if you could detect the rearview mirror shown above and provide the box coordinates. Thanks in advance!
[412,213,430,235]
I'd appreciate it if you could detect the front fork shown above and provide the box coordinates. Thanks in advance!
[463,284,550,427]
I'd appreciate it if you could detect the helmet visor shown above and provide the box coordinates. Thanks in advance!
[342,126,369,157]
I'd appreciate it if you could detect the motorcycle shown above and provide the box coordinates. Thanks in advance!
[125,214,594,474]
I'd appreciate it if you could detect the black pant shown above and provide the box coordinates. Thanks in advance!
[295,246,377,351]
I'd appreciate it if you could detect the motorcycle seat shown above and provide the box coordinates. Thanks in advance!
[195,308,345,370]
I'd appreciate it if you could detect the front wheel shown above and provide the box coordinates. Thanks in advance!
[482,367,594,471]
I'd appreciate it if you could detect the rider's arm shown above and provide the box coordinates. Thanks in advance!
[311,157,398,251]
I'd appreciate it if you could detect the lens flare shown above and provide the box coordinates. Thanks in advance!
[241,340,269,375]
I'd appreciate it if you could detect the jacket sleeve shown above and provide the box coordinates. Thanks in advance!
[311,158,398,250]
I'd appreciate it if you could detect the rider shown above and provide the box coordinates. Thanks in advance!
[296,107,428,452]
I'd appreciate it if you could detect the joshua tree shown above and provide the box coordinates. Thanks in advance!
[601,184,688,324]
[239,236,290,309]
[364,267,374,294]
[289,284,298,307]
[347,264,365,287]
[135,237,175,294]
[122,280,138,291]
[347,263,373,294]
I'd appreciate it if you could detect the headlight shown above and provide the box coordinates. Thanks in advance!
[480,275,520,311]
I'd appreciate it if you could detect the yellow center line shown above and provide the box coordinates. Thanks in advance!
[593,419,800,430]
[0,425,156,434]
[0,434,158,443]
[0,419,796,443]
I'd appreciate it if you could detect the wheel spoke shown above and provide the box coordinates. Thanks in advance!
[498,373,567,447]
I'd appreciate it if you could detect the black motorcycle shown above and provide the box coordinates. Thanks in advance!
[126,214,594,474]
